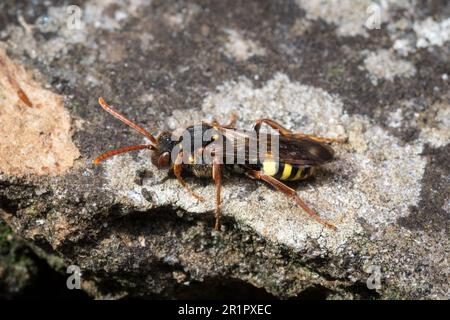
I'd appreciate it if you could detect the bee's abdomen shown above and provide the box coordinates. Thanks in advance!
[262,161,315,181]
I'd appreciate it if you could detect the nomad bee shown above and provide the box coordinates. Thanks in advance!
[94,98,342,231]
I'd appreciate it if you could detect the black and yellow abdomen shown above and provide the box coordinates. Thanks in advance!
[261,160,315,181]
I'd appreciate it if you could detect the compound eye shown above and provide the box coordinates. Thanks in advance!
[157,152,171,168]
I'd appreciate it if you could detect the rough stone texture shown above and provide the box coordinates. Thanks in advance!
[0,49,80,176]
[0,0,449,299]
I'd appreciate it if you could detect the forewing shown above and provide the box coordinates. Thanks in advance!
[209,127,334,165]
[276,135,335,165]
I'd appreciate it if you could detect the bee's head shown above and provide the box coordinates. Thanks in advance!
[151,131,179,169]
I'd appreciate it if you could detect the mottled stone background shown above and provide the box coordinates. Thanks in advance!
[0,0,448,299]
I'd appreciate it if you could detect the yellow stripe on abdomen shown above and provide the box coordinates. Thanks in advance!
[290,166,316,181]
[262,162,316,181]
[290,167,303,181]
[279,163,292,180]
[262,160,278,176]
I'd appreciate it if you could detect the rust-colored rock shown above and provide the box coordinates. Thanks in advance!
[0,49,80,176]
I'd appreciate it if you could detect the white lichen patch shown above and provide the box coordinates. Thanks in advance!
[392,38,414,57]
[223,29,266,62]
[295,0,393,37]
[83,0,152,30]
[2,0,152,62]
[101,73,426,253]
[387,108,404,129]
[414,17,450,48]
[389,17,450,56]
[4,7,87,62]
[363,49,416,82]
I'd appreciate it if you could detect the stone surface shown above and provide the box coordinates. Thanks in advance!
[0,0,449,299]
[0,49,80,176]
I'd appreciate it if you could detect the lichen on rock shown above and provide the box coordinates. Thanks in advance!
[0,0,448,300]
[362,49,417,83]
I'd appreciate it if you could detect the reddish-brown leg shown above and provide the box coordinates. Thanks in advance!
[210,113,238,129]
[290,133,344,143]
[93,144,153,165]
[212,161,223,230]
[254,118,293,136]
[226,113,238,128]
[254,118,344,143]
[248,170,337,230]
[17,88,33,108]
[173,151,205,202]
[0,55,33,108]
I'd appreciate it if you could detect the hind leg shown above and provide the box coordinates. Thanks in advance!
[211,113,238,129]
[248,170,337,230]
[212,161,223,230]
[254,118,344,143]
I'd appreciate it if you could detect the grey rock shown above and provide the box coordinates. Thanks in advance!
[0,0,449,299]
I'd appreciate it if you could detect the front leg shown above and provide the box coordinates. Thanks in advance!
[173,151,205,202]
